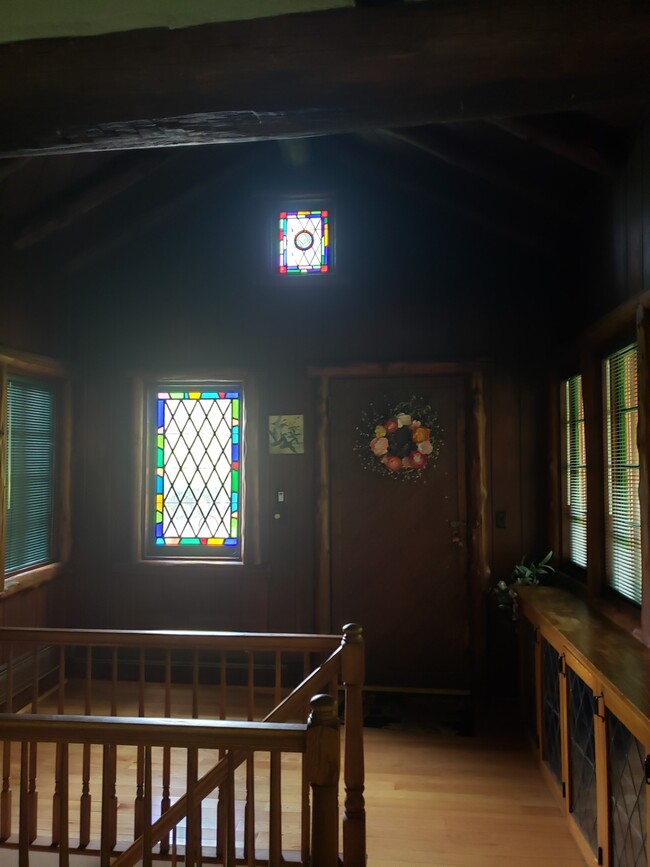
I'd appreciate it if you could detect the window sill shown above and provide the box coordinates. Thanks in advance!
[2,562,66,597]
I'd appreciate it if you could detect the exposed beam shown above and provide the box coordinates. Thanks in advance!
[333,136,555,254]
[64,151,258,274]
[14,153,175,249]
[377,127,582,220]
[1,1,650,156]
[490,117,613,175]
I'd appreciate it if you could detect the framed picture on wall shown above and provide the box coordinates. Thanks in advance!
[268,415,304,454]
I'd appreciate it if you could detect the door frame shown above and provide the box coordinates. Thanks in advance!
[309,361,491,684]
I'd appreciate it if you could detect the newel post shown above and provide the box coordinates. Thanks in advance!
[306,694,340,867]
[341,623,366,867]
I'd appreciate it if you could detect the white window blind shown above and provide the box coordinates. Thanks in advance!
[604,344,641,604]
[5,377,55,574]
[564,374,587,569]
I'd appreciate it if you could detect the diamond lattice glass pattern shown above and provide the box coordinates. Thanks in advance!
[541,639,562,787]
[155,390,240,550]
[568,668,598,855]
[607,709,647,867]
[279,210,329,274]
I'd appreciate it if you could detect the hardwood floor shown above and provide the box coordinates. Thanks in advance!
[364,708,585,867]
[11,685,585,865]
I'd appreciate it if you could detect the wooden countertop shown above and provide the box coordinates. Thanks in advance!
[518,586,650,728]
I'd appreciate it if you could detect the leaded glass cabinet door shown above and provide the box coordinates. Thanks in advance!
[519,616,539,745]
[606,704,648,867]
[565,652,608,866]
[540,638,563,791]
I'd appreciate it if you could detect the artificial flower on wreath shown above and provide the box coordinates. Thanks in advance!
[353,397,443,480]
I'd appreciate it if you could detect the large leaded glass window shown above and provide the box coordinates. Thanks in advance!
[278,209,330,274]
[146,385,242,559]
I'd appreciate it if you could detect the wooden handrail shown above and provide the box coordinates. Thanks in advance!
[111,647,343,867]
[0,714,307,752]
[0,624,366,866]
[0,626,341,653]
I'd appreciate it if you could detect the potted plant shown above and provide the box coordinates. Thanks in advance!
[492,551,554,619]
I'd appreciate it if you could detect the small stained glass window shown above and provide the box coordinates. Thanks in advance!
[279,209,329,274]
[149,387,241,558]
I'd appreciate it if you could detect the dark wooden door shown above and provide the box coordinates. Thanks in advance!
[329,375,470,690]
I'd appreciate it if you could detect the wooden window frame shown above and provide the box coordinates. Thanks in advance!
[550,298,650,643]
[132,371,261,568]
[0,347,72,593]
[559,373,588,576]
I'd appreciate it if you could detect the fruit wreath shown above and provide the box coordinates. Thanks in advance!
[353,397,443,480]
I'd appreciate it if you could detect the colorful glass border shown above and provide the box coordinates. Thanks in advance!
[154,389,240,551]
[278,209,330,274]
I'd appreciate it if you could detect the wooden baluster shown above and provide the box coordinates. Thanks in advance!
[142,746,152,867]
[216,651,227,859]
[341,624,366,867]
[79,647,92,848]
[1,642,13,841]
[28,646,39,842]
[247,652,255,721]
[134,648,146,840]
[111,647,118,716]
[269,752,282,867]
[109,647,119,847]
[192,650,199,720]
[306,694,340,867]
[301,750,310,864]
[58,742,69,867]
[100,744,118,867]
[19,740,28,867]
[244,754,255,866]
[274,651,282,707]
[186,747,198,867]
[160,649,172,855]
[52,646,66,845]
[225,752,236,867]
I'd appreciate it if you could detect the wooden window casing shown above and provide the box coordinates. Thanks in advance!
[133,372,261,568]
[561,374,587,572]
[0,349,71,593]
[604,344,641,606]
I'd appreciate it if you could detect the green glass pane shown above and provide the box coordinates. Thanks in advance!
[157,434,164,449]
[231,517,238,537]
[156,511,163,523]
[169,391,184,399]
[232,399,239,420]
[232,470,239,493]
[180,538,201,546]
[157,447,164,467]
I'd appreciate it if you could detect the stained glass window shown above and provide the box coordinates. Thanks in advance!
[150,387,241,558]
[278,209,329,274]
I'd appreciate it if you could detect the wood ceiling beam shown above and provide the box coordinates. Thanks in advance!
[490,117,613,175]
[378,128,583,220]
[2,0,650,156]
[13,153,175,249]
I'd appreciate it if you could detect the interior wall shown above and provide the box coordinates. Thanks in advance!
[58,139,556,636]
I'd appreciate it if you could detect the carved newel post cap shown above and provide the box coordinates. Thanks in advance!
[308,694,339,728]
[343,623,363,643]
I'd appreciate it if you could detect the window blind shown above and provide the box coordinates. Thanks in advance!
[564,374,587,569]
[604,344,641,605]
[5,377,55,574]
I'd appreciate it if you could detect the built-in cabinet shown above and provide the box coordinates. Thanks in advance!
[519,587,649,867]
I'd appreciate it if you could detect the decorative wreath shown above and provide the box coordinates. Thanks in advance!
[353,397,443,480]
